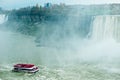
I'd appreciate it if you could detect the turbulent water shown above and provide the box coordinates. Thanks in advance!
[1,15,120,80]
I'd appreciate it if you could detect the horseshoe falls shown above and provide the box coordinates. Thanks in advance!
[1,13,120,80]
[91,15,120,41]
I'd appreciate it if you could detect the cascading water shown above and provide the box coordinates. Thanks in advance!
[91,15,120,41]
[1,14,120,80]
[0,14,8,24]
[83,15,120,63]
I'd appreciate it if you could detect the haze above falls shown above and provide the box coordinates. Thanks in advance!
[0,13,120,65]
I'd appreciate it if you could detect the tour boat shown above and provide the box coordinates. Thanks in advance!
[12,64,39,73]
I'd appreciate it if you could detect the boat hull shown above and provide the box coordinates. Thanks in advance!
[12,64,39,73]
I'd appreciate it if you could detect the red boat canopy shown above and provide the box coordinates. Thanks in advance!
[14,64,35,68]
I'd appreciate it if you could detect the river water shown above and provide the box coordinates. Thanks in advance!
[0,30,120,80]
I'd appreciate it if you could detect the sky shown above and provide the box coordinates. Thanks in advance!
[0,0,120,10]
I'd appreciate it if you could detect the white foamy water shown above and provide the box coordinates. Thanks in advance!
[0,14,8,24]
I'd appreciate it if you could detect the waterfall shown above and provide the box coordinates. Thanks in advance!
[0,14,8,24]
[91,15,120,41]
